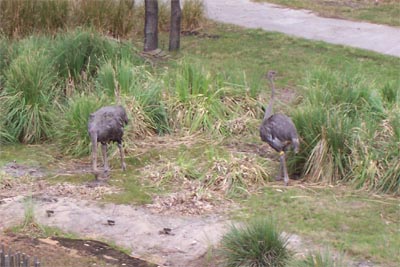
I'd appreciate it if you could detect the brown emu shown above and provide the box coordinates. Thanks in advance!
[88,105,128,178]
[259,71,299,186]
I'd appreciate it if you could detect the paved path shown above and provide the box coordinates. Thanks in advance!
[203,0,400,57]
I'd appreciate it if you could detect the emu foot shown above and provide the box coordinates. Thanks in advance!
[92,169,110,181]
[87,179,107,187]
[283,177,290,186]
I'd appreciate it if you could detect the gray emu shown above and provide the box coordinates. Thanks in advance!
[88,105,128,178]
[259,70,299,186]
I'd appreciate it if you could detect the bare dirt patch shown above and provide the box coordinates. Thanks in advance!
[0,234,155,267]
[0,159,231,267]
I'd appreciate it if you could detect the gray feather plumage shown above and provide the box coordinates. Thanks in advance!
[88,105,128,178]
[88,105,128,144]
[259,70,299,186]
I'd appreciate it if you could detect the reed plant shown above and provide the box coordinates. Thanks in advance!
[220,218,291,267]
[55,93,106,156]
[0,36,12,87]
[166,61,231,134]
[96,59,169,138]
[51,29,117,82]
[70,0,136,38]
[1,45,58,143]
[182,0,205,31]
[292,68,399,194]
[0,0,69,37]
[0,0,205,38]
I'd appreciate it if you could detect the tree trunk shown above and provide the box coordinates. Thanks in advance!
[144,0,158,51]
[169,0,182,51]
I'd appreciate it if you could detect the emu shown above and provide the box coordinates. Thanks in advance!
[259,70,299,186]
[88,105,128,178]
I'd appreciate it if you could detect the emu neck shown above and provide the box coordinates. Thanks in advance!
[263,78,275,120]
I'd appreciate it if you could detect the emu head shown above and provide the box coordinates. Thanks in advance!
[265,70,277,81]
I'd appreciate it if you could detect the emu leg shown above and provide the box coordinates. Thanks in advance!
[117,142,126,171]
[101,143,109,175]
[91,137,98,173]
[279,152,289,186]
[275,155,284,181]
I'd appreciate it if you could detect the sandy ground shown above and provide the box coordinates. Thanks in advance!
[0,194,229,266]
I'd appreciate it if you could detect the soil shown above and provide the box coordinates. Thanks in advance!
[0,234,155,267]
[0,160,231,267]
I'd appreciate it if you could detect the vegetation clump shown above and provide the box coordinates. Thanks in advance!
[220,218,291,267]
[0,0,205,38]
[291,68,399,193]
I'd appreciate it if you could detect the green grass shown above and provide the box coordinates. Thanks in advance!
[290,68,388,185]
[55,93,106,156]
[179,24,399,89]
[103,171,153,205]
[51,29,120,82]
[253,0,400,27]
[220,218,291,267]
[288,249,344,267]
[242,187,400,266]
[0,144,56,167]
[1,41,58,143]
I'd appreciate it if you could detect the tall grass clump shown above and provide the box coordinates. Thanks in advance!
[166,61,232,134]
[220,218,291,267]
[182,0,205,31]
[0,0,69,37]
[51,29,117,82]
[292,68,399,194]
[0,36,12,87]
[55,94,106,156]
[1,46,58,143]
[0,0,205,38]
[70,0,135,38]
[381,80,400,106]
[351,103,400,194]
[96,60,169,137]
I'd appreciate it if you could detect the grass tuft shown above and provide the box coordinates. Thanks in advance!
[220,218,291,267]
[166,61,231,134]
[1,45,58,143]
[51,29,117,82]
[289,249,344,267]
[182,0,205,31]
[55,93,106,156]
[291,68,399,193]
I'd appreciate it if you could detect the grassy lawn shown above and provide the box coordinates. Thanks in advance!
[177,23,399,88]
[253,0,400,26]
[1,2,399,266]
[241,186,400,266]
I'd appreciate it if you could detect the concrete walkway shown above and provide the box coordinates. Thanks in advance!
[203,0,400,57]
